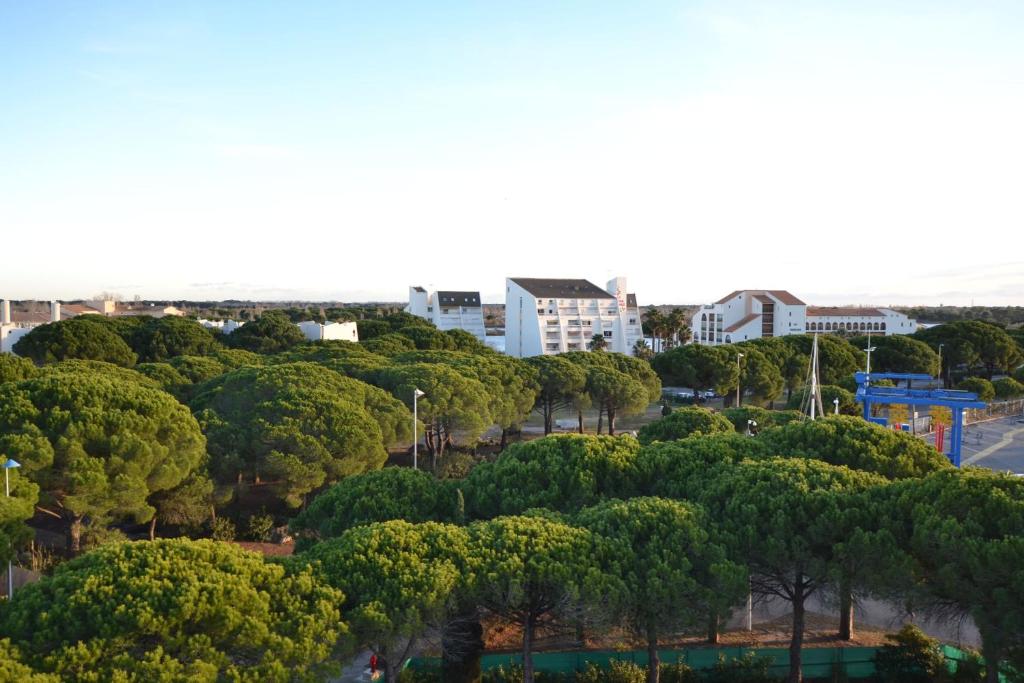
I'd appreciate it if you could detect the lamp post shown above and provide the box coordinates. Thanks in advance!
[833,397,840,415]
[736,353,744,407]
[4,458,20,600]
[938,344,945,387]
[412,389,425,470]
[864,331,876,381]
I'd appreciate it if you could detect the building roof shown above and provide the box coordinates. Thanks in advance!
[807,306,884,317]
[436,291,481,307]
[714,290,806,306]
[509,278,614,299]
[754,294,774,305]
[724,313,761,333]
[412,286,426,293]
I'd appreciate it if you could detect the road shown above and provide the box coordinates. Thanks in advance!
[944,414,1024,474]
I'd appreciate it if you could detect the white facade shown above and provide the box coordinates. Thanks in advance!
[693,290,918,345]
[804,307,917,335]
[298,320,359,342]
[405,287,486,342]
[1,300,62,354]
[505,277,644,357]
[198,318,245,334]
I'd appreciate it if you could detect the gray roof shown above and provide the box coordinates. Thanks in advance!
[436,291,481,306]
[510,278,613,299]
[412,286,426,293]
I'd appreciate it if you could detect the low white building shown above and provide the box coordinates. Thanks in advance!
[1,300,66,353]
[805,307,917,335]
[505,276,644,357]
[197,318,245,334]
[406,287,486,342]
[692,290,917,345]
[297,320,359,342]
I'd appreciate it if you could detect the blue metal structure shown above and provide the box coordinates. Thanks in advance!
[853,371,987,467]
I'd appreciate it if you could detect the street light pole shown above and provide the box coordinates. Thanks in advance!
[736,353,744,407]
[833,397,840,415]
[938,344,945,387]
[412,389,425,470]
[4,459,21,600]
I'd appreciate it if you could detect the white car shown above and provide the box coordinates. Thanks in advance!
[554,418,578,430]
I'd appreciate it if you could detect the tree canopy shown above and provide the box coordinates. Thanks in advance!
[13,317,137,367]
[227,310,306,354]
[0,354,37,383]
[191,363,399,507]
[636,407,735,445]
[526,355,588,435]
[132,315,223,362]
[651,344,737,396]
[0,539,347,682]
[0,369,206,550]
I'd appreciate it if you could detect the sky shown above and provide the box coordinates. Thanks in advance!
[1,1,1023,306]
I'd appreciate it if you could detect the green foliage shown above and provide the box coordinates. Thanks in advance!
[247,512,275,541]
[0,368,206,550]
[957,377,995,402]
[637,407,734,445]
[0,639,58,682]
[13,317,137,366]
[757,416,952,479]
[651,344,738,396]
[79,524,129,550]
[210,517,236,541]
[576,660,646,683]
[0,353,37,383]
[704,653,777,683]
[725,345,784,405]
[399,325,456,350]
[0,539,347,682]
[169,354,229,384]
[781,335,864,386]
[849,334,940,376]
[227,310,306,354]
[446,328,491,353]
[658,662,699,683]
[874,624,946,683]
[786,384,858,415]
[527,355,588,433]
[363,332,418,356]
[637,433,768,500]
[916,320,1023,379]
[576,498,745,661]
[290,468,459,548]
[301,521,471,677]
[151,471,215,533]
[132,315,222,362]
[192,363,405,507]
[357,319,392,340]
[585,364,650,433]
[135,361,189,394]
[0,456,38,565]
[993,376,1024,399]
[463,434,641,518]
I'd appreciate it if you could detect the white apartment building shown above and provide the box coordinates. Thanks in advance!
[2,300,66,353]
[505,277,644,357]
[406,287,486,342]
[297,320,359,342]
[692,290,917,345]
[197,318,245,334]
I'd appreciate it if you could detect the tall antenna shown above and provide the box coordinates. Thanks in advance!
[800,334,825,419]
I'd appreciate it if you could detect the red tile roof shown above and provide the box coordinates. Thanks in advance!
[714,290,805,306]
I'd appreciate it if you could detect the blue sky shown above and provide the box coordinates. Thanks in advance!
[2,1,1022,305]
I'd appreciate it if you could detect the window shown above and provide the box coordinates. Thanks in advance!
[537,308,545,315]
[583,320,592,326]
[427,306,433,312]
[568,320,580,326]
[442,308,449,314]
[547,320,558,326]
[628,318,637,324]
[603,330,613,338]
[546,343,559,351]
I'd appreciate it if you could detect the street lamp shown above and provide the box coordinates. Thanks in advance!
[4,458,20,600]
[736,353,744,407]
[938,344,945,387]
[412,389,425,470]
[833,397,840,415]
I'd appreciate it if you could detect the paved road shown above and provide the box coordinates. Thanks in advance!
[953,415,1024,474]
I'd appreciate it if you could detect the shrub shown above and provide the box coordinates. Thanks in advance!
[247,513,275,542]
[957,377,996,402]
[576,661,646,683]
[637,407,734,445]
[993,377,1024,399]
[704,653,778,683]
[874,624,946,683]
[80,526,128,551]
[210,517,236,541]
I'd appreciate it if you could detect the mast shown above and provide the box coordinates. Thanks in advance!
[801,333,825,420]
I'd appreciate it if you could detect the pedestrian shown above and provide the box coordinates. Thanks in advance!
[369,654,377,674]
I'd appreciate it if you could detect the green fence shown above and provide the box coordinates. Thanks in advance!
[407,644,985,680]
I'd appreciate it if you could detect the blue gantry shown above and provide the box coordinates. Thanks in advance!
[853,371,987,467]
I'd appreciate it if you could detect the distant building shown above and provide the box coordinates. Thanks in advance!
[504,276,644,357]
[1,300,68,353]
[406,287,486,342]
[691,290,917,345]
[197,318,245,334]
[297,320,359,342]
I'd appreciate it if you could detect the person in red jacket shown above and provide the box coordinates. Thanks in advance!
[369,654,378,675]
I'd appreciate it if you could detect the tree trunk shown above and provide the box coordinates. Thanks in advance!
[607,408,616,436]
[839,579,854,640]
[788,575,806,683]
[707,611,720,644]
[647,625,660,683]
[384,658,398,683]
[67,515,84,553]
[149,516,157,541]
[500,428,508,451]
[578,410,584,434]
[523,615,535,683]
[982,639,1002,683]
[596,407,604,435]
[543,401,553,435]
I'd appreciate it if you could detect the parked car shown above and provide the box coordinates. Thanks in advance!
[555,418,578,431]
